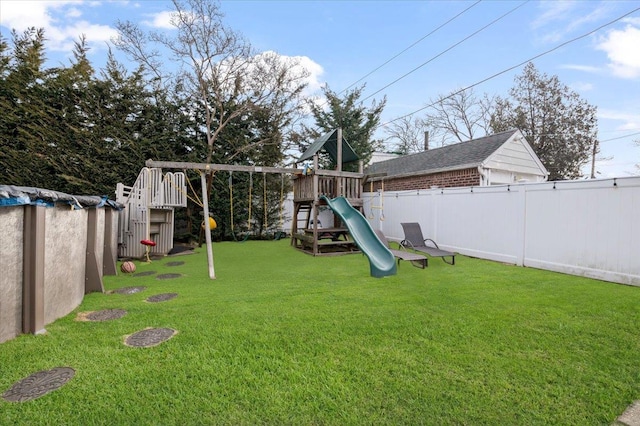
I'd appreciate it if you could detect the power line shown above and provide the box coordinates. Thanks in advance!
[338,0,482,96]
[600,131,640,143]
[379,5,640,128]
[360,0,530,104]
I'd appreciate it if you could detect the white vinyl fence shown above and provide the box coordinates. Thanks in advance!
[363,176,640,287]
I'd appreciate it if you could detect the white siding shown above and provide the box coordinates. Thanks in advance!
[483,134,547,184]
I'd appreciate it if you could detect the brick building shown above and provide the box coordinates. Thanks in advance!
[365,129,548,191]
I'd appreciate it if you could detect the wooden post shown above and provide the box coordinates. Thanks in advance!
[312,154,319,255]
[23,205,45,335]
[200,171,216,279]
[336,128,343,197]
[103,208,117,276]
[85,208,104,294]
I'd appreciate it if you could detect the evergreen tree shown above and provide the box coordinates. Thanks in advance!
[304,84,386,170]
[0,28,59,188]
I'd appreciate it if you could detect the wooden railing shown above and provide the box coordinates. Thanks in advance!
[293,174,362,201]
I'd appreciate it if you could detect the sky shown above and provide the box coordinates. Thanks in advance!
[1,0,639,178]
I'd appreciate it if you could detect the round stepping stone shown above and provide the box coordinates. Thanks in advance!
[79,309,127,322]
[146,293,178,303]
[156,273,181,280]
[124,328,176,348]
[112,286,146,295]
[165,261,184,267]
[133,271,156,277]
[2,367,75,402]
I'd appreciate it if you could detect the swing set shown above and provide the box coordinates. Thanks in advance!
[145,128,366,278]
[228,171,287,242]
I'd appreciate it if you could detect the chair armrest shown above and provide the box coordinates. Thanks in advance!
[424,238,440,249]
[400,239,415,250]
[390,241,409,251]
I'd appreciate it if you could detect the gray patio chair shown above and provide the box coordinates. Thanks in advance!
[400,222,455,265]
[374,229,427,269]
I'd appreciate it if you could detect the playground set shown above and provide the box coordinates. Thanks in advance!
[116,129,397,278]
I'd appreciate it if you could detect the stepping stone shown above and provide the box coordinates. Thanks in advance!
[146,293,178,303]
[112,286,146,295]
[124,328,176,348]
[165,261,185,267]
[77,309,127,322]
[133,271,156,277]
[156,273,181,280]
[616,400,640,426]
[2,367,75,402]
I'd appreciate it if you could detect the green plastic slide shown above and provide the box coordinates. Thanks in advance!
[320,196,397,278]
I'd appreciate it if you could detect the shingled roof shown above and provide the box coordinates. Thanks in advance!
[365,129,520,178]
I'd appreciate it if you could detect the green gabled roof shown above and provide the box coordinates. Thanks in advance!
[298,129,360,164]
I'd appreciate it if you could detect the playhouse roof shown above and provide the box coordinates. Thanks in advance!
[298,129,360,164]
[366,129,542,178]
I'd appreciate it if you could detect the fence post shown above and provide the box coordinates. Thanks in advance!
[515,185,527,266]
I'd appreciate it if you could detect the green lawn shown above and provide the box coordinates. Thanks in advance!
[1,240,639,425]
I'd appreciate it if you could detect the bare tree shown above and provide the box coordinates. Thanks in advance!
[114,0,310,279]
[491,63,598,180]
[424,88,494,145]
[384,116,431,154]
[114,0,309,163]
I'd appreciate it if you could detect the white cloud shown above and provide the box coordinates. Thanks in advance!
[0,0,68,31]
[0,1,117,53]
[530,1,575,30]
[622,17,640,26]
[294,55,324,95]
[141,11,176,29]
[531,1,610,44]
[66,7,83,19]
[599,108,640,131]
[570,81,594,92]
[597,24,640,79]
[559,64,602,74]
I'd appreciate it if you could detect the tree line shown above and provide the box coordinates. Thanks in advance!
[1,0,602,241]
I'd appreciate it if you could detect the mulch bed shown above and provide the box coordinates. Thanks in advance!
[2,367,75,402]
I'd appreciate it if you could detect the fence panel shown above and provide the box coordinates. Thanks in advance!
[365,176,640,286]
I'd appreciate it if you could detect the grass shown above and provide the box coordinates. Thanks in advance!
[1,240,639,425]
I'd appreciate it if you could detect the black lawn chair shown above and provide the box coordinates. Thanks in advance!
[400,222,455,265]
[374,229,427,269]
